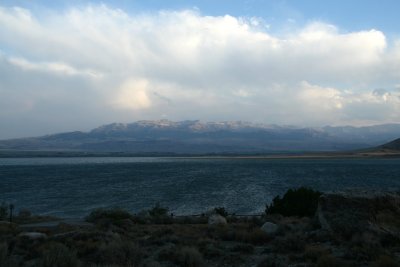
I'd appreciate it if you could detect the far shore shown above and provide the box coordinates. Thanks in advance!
[1,149,400,159]
[176,152,400,159]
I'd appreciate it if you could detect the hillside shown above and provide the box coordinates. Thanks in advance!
[1,120,400,154]
[380,138,400,151]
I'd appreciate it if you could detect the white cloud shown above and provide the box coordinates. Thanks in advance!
[8,57,102,78]
[113,79,152,110]
[0,4,400,138]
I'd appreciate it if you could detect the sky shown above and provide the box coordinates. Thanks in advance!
[1,0,400,139]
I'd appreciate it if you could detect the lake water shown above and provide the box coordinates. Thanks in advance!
[1,157,400,218]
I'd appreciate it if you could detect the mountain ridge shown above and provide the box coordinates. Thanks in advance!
[1,120,400,154]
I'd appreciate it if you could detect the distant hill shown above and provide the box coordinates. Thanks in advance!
[379,138,400,151]
[1,120,400,154]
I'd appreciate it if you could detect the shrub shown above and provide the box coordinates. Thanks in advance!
[85,208,132,223]
[158,245,204,267]
[149,203,169,217]
[237,228,270,245]
[371,255,400,267]
[146,203,172,223]
[213,207,228,217]
[317,255,343,267]
[211,226,269,245]
[198,242,223,258]
[0,202,8,220]
[271,232,306,253]
[231,244,254,254]
[39,242,80,267]
[141,260,162,267]
[18,209,32,219]
[347,238,383,261]
[0,242,18,267]
[175,247,204,267]
[95,240,143,266]
[304,244,330,262]
[0,242,8,265]
[257,255,287,267]
[266,187,322,217]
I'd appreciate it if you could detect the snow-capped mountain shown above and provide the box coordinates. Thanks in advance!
[1,120,400,154]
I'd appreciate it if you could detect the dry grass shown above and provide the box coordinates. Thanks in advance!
[208,224,270,245]
[94,240,143,266]
[271,232,306,253]
[316,255,344,267]
[175,247,204,267]
[304,244,330,262]
[0,242,8,265]
[0,242,18,267]
[158,245,204,267]
[257,255,288,267]
[39,242,80,267]
[371,255,400,267]
[4,211,400,267]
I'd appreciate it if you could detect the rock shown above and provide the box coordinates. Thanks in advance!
[19,232,47,240]
[261,222,279,234]
[208,214,227,225]
[317,191,400,239]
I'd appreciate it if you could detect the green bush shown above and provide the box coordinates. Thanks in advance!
[265,187,322,217]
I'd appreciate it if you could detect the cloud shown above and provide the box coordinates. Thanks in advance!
[113,79,152,110]
[0,4,400,138]
[8,57,102,78]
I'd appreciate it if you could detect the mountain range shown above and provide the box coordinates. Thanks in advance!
[1,120,400,154]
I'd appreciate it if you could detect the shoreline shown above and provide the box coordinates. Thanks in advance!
[1,150,400,159]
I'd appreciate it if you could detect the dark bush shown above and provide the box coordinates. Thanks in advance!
[146,203,172,224]
[0,242,9,266]
[0,242,18,267]
[0,202,8,220]
[95,240,143,266]
[149,203,169,217]
[257,255,287,267]
[18,209,32,219]
[85,208,132,223]
[316,255,344,267]
[304,244,330,262]
[272,232,306,253]
[158,245,204,267]
[266,187,322,217]
[39,242,80,267]
[213,207,228,217]
[231,243,254,254]
[371,255,400,267]
[175,247,204,267]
